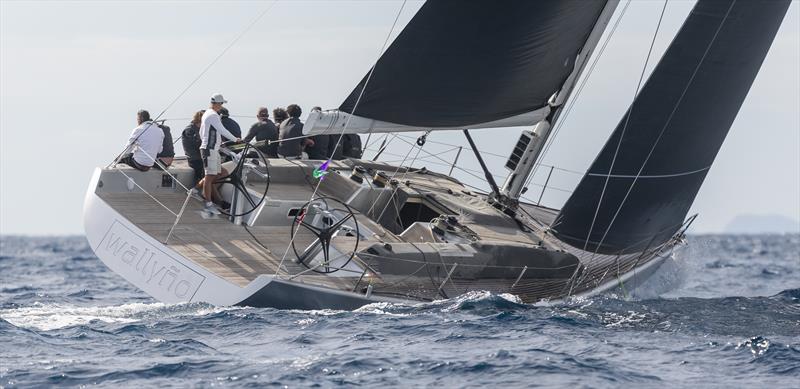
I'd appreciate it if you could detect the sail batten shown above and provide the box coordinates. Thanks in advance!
[551,0,791,255]
[585,166,711,179]
[336,0,610,129]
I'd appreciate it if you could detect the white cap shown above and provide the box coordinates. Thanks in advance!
[210,93,228,104]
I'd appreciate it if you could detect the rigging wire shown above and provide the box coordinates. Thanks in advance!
[108,1,278,167]
[365,133,391,152]
[361,130,428,225]
[395,134,511,160]
[273,0,409,278]
[524,0,633,196]
[371,133,398,161]
[559,0,667,297]
[590,0,737,258]
[386,135,577,197]
[368,130,583,201]
[372,137,426,223]
[581,0,669,251]
[372,150,583,186]
[389,135,508,189]
[326,0,409,162]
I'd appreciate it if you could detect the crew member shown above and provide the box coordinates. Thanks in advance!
[278,104,311,159]
[342,134,363,159]
[328,135,344,160]
[304,106,329,160]
[244,107,279,157]
[182,110,205,186]
[120,109,164,171]
[218,107,241,138]
[273,107,288,127]
[155,121,175,168]
[199,93,240,214]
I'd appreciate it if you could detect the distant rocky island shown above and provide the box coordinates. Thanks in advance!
[724,214,800,234]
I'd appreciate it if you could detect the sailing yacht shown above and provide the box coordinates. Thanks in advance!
[83,0,791,309]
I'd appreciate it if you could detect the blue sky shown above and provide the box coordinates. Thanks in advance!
[1,0,798,235]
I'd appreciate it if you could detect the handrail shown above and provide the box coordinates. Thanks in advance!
[111,141,268,244]
[365,132,585,209]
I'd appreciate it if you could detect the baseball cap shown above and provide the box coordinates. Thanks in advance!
[210,93,228,104]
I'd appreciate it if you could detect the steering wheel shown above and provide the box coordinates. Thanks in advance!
[290,197,360,274]
[215,143,270,217]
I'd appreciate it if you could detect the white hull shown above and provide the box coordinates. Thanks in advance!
[84,168,272,305]
[83,168,407,309]
[83,165,677,309]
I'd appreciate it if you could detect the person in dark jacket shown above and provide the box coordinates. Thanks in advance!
[218,107,241,138]
[182,110,205,186]
[305,135,329,159]
[244,107,279,157]
[328,135,344,160]
[342,134,363,159]
[155,121,175,168]
[304,106,330,160]
[278,104,310,158]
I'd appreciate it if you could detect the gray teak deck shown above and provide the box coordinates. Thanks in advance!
[98,160,673,303]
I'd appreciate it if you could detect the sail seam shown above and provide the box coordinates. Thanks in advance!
[586,166,711,179]
[590,0,737,259]
[581,0,670,252]
[528,0,631,190]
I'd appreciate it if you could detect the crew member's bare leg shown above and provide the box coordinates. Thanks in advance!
[202,174,216,203]
[210,168,228,203]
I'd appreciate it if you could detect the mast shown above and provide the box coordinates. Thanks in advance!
[500,0,620,202]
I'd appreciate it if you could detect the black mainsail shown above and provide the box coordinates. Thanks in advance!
[338,0,609,128]
[551,0,791,255]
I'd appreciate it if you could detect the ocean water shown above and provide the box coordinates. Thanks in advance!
[0,235,798,388]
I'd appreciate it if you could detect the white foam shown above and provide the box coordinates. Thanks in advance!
[440,290,524,312]
[0,302,235,331]
[294,318,316,328]
[498,293,523,304]
[602,310,648,328]
[354,301,413,317]
[289,308,347,316]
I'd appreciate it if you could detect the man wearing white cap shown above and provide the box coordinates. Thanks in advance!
[199,93,240,214]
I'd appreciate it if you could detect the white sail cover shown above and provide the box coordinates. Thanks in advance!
[304,107,550,136]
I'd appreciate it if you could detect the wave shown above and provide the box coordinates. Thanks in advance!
[342,288,800,338]
[549,288,800,337]
[1,289,797,387]
[0,302,237,331]
[3,286,796,335]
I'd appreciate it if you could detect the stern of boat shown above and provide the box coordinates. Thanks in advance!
[83,167,274,305]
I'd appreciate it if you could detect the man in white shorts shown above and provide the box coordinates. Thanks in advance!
[199,93,240,214]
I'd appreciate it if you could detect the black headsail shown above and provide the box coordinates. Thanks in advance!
[338,0,609,128]
[550,0,790,255]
